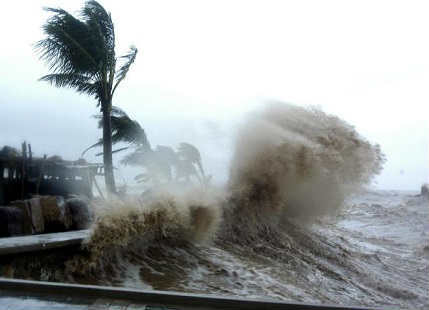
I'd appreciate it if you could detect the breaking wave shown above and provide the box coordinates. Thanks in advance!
[65,103,428,308]
[221,102,384,244]
[73,102,384,271]
[228,102,384,218]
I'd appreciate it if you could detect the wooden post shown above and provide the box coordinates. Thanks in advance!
[28,144,32,161]
[92,175,105,200]
[21,142,27,199]
[36,155,47,195]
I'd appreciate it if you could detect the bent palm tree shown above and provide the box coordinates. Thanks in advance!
[122,142,208,186]
[177,142,206,182]
[35,1,138,194]
[122,145,177,185]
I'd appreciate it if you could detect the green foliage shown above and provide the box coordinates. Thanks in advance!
[36,1,137,106]
[81,106,150,157]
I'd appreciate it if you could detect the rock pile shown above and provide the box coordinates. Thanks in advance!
[0,196,92,237]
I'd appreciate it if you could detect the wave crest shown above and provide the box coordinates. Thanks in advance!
[227,103,385,222]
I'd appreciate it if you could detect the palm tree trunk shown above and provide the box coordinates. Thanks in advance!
[102,102,116,194]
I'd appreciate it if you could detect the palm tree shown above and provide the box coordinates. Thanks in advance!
[177,142,206,183]
[35,1,138,194]
[122,142,209,186]
[122,145,177,185]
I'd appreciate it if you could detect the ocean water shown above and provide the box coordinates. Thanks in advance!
[65,103,427,309]
[67,189,428,310]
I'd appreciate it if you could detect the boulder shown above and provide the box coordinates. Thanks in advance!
[10,200,33,235]
[421,183,429,198]
[40,196,72,232]
[0,207,24,237]
[66,197,93,230]
[27,198,45,233]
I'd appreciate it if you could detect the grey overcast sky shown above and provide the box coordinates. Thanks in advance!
[0,0,428,190]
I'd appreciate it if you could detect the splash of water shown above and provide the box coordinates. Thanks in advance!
[73,102,385,278]
[227,102,384,219]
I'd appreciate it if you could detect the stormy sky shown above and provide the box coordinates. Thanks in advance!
[1,0,428,190]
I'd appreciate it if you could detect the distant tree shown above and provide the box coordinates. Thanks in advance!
[122,145,177,185]
[35,1,138,194]
[122,142,209,187]
[177,142,205,183]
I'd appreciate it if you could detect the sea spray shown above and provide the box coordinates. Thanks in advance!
[67,102,386,288]
[221,102,385,243]
[64,187,223,282]
[59,104,428,308]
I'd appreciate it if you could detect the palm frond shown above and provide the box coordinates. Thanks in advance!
[35,7,100,75]
[111,106,127,117]
[95,146,130,157]
[39,73,101,97]
[111,115,149,146]
[80,1,116,69]
[81,139,103,157]
[112,46,138,95]
[83,107,150,156]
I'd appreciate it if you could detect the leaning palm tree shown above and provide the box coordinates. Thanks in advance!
[177,142,206,182]
[122,142,208,186]
[122,145,177,185]
[35,1,137,194]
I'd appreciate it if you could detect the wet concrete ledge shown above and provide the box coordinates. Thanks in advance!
[0,278,390,310]
[0,230,89,256]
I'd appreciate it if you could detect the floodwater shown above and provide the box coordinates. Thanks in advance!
[84,190,427,310]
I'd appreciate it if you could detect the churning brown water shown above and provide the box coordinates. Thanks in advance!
[67,103,427,309]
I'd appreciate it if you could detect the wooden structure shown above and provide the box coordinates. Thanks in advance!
[0,143,103,205]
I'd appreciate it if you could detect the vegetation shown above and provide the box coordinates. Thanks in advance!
[81,106,150,157]
[35,1,138,194]
[122,143,209,187]
[81,105,208,187]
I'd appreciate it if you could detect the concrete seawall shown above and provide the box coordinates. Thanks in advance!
[0,277,387,310]
[0,230,89,256]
